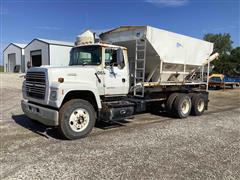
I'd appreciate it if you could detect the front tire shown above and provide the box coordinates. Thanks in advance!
[58,99,96,140]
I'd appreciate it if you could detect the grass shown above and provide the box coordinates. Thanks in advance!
[0,66,3,72]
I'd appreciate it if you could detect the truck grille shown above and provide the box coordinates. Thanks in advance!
[26,71,46,100]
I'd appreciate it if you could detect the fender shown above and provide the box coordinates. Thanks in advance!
[49,81,102,109]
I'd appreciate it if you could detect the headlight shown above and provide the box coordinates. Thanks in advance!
[50,90,58,101]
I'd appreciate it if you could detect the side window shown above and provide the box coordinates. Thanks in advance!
[105,49,117,66]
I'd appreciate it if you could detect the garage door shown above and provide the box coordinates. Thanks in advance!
[31,50,42,67]
[8,53,16,72]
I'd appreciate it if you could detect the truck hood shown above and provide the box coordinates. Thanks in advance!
[28,66,101,86]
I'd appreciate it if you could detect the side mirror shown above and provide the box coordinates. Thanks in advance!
[117,48,125,69]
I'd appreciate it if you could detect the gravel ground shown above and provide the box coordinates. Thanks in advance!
[0,73,240,180]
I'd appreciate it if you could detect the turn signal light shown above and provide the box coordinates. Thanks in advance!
[58,77,64,83]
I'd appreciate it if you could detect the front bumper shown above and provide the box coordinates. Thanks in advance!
[21,100,59,126]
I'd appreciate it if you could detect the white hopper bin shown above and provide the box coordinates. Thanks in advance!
[100,26,214,87]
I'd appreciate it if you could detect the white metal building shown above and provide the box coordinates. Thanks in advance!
[3,43,26,72]
[24,38,74,71]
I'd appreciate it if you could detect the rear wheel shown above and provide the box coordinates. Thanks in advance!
[166,93,179,114]
[191,94,205,116]
[58,99,96,140]
[172,94,192,118]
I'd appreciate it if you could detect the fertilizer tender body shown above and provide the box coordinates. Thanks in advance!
[100,26,215,92]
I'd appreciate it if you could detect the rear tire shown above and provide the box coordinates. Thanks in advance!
[172,94,192,118]
[166,93,179,114]
[191,94,205,116]
[58,99,96,140]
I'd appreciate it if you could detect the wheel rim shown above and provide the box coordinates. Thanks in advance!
[181,99,190,114]
[69,108,90,132]
[197,99,204,112]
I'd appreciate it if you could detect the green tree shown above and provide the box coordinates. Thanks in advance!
[231,47,240,63]
[203,33,236,75]
[204,33,233,55]
[230,47,240,75]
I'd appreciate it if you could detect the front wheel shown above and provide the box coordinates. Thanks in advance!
[58,99,96,140]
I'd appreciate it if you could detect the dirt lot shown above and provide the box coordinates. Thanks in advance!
[1,73,240,179]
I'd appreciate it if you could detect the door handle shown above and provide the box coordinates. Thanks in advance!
[122,78,126,83]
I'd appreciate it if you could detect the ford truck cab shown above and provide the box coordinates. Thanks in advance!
[22,43,130,139]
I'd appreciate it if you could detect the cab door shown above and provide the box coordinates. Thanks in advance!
[103,48,129,96]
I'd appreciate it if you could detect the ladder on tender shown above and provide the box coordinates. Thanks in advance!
[134,38,147,97]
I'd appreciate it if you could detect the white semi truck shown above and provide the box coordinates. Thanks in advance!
[21,26,218,139]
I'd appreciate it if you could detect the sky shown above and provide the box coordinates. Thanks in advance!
[0,0,239,65]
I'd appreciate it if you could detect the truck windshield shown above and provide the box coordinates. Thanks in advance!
[69,45,101,66]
